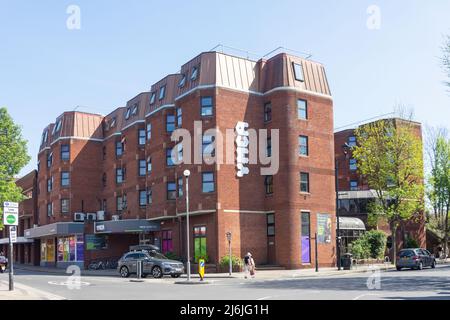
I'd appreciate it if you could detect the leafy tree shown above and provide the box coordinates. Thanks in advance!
[350,238,370,259]
[442,34,450,89]
[364,230,388,259]
[0,107,31,230]
[352,116,424,264]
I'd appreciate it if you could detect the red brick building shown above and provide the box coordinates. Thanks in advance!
[334,118,426,256]
[23,51,337,270]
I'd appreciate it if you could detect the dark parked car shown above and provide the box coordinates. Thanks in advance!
[118,250,184,278]
[396,248,436,271]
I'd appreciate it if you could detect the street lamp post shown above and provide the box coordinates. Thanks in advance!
[336,143,350,271]
[183,169,191,281]
[226,232,232,276]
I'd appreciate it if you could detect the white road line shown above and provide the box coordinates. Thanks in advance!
[352,293,380,300]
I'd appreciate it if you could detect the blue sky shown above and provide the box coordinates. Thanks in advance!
[1,0,450,176]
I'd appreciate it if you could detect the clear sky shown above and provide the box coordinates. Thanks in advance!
[1,0,450,177]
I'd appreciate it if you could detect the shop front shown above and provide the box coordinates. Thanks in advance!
[25,222,85,268]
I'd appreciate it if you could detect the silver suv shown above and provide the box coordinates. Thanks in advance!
[117,250,184,278]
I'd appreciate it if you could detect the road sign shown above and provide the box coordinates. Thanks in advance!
[3,202,19,226]
[10,226,17,243]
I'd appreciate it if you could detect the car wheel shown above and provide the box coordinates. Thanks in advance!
[120,266,130,278]
[417,262,423,270]
[431,260,436,269]
[171,274,181,278]
[152,266,163,278]
[396,266,402,271]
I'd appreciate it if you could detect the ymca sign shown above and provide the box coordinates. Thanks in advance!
[235,122,250,178]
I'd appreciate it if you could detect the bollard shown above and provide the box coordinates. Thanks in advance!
[137,260,142,279]
[198,259,205,281]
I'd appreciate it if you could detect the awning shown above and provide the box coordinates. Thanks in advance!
[24,222,84,239]
[338,217,366,230]
[94,219,160,234]
[0,237,34,245]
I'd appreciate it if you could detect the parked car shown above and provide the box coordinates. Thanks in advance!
[117,250,184,278]
[0,255,7,273]
[396,248,436,271]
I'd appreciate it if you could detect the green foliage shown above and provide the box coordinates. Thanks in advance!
[350,230,387,259]
[442,34,450,88]
[364,230,388,259]
[352,117,424,262]
[219,255,244,268]
[404,237,419,249]
[0,107,31,230]
[164,251,181,261]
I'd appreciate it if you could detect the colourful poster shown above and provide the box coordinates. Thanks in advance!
[317,213,332,244]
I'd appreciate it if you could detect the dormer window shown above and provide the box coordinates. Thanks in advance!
[131,103,139,115]
[178,74,186,88]
[110,117,116,128]
[159,85,166,100]
[191,66,199,81]
[125,108,131,120]
[41,130,48,145]
[150,92,156,105]
[293,62,304,82]
[52,118,62,135]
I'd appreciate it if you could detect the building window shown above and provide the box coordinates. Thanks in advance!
[47,177,53,192]
[139,160,146,177]
[177,108,182,127]
[110,117,116,128]
[159,85,166,100]
[202,172,215,193]
[267,213,275,236]
[61,199,69,214]
[131,103,139,115]
[147,187,152,204]
[149,92,156,105]
[348,136,357,147]
[299,135,309,156]
[41,130,48,145]
[53,118,62,135]
[124,108,131,120]
[102,146,106,160]
[102,199,107,212]
[201,97,213,116]
[166,114,176,133]
[267,137,272,157]
[300,172,310,193]
[61,172,70,187]
[349,158,357,171]
[147,158,152,173]
[167,182,177,200]
[115,141,123,157]
[116,196,124,212]
[102,173,107,187]
[350,180,358,191]
[116,168,124,184]
[61,145,70,161]
[293,62,305,82]
[193,226,207,263]
[178,176,183,198]
[191,66,199,81]
[202,134,215,157]
[264,102,272,122]
[138,129,146,145]
[265,175,273,195]
[47,202,53,217]
[298,99,308,120]
[178,74,186,88]
[166,148,174,166]
[162,230,173,253]
[47,152,53,167]
[146,124,152,142]
[139,190,147,207]
[177,144,183,163]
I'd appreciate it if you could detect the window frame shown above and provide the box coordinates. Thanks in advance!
[139,190,147,207]
[264,102,272,122]
[300,172,310,193]
[166,113,176,133]
[201,96,213,117]
[116,168,124,184]
[61,144,70,161]
[293,62,305,82]
[265,175,274,195]
[138,129,146,146]
[167,181,177,200]
[61,199,70,214]
[159,85,166,101]
[149,92,156,105]
[297,99,308,120]
[61,171,70,187]
[299,135,309,156]
[202,172,215,193]
[115,141,123,157]
[267,213,275,236]
[138,160,146,177]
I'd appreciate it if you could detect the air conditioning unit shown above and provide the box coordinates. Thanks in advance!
[74,213,86,222]
[96,211,105,221]
[112,215,120,221]
[86,213,97,222]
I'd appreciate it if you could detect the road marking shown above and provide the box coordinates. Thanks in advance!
[48,281,90,286]
[352,293,380,300]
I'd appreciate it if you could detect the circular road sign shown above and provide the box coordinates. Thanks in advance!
[6,215,16,224]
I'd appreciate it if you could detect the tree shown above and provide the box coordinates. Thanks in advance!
[425,129,450,257]
[352,116,424,265]
[442,34,450,89]
[0,107,31,230]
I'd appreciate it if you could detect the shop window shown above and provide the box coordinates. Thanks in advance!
[194,226,207,263]
[162,230,173,253]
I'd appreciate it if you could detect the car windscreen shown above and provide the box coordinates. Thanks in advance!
[148,251,168,260]
[399,250,415,257]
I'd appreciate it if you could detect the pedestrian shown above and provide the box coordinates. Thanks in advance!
[243,252,255,279]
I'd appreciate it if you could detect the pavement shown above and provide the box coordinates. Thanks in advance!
[0,279,64,300]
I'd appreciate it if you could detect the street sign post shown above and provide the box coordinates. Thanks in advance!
[3,201,18,291]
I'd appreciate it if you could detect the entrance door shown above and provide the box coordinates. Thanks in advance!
[301,212,311,264]
[267,214,276,264]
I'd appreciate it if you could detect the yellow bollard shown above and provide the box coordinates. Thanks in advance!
[198,259,205,281]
